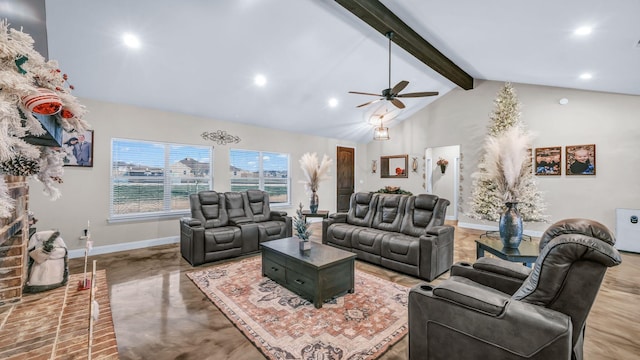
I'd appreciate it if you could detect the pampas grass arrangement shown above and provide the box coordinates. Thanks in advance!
[483,127,531,203]
[299,152,333,194]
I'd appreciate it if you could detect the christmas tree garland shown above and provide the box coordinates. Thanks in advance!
[0,19,90,217]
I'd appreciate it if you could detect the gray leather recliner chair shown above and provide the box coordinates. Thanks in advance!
[408,218,622,360]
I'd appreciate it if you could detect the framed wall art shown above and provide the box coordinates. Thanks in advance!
[535,146,561,175]
[61,129,94,167]
[566,144,595,175]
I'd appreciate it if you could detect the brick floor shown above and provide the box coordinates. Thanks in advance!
[0,270,118,359]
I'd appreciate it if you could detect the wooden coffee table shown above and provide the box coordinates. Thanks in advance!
[261,237,356,308]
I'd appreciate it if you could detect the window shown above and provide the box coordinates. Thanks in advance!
[111,139,212,220]
[230,149,290,205]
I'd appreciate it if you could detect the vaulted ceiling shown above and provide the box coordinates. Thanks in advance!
[5,0,640,143]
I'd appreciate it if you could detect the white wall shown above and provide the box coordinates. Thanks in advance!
[366,80,640,233]
[29,80,639,251]
[28,98,363,251]
[426,145,460,220]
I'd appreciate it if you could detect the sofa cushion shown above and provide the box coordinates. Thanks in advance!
[256,220,287,241]
[204,226,242,252]
[225,192,247,219]
[381,233,420,266]
[245,189,271,222]
[351,227,387,256]
[190,191,228,228]
[347,192,378,227]
[401,194,439,237]
[372,194,408,233]
[326,223,360,249]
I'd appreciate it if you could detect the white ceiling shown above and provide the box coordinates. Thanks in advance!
[39,0,640,143]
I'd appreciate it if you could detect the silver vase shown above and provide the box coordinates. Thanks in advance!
[499,202,523,248]
[309,191,319,214]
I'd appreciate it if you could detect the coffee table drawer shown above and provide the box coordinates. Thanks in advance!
[263,257,286,283]
[286,269,315,297]
[263,250,287,266]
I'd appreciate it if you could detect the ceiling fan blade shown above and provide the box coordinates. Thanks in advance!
[349,91,383,97]
[356,98,383,108]
[391,80,409,95]
[390,98,405,109]
[397,91,439,98]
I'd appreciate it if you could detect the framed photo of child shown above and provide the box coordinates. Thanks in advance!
[535,146,562,175]
[566,144,595,175]
[61,129,94,167]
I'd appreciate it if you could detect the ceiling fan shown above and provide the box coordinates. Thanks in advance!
[349,31,439,109]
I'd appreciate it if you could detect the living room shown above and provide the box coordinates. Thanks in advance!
[1,1,639,359]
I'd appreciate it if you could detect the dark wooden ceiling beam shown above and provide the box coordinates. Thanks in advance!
[335,0,474,90]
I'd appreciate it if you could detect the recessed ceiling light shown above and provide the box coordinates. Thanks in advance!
[328,98,338,108]
[254,74,267,87]
[122,33,141,49]
[579,73,593,80]
[574,26,592,36]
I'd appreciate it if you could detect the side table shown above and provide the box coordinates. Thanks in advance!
[301,210,329,223]
[475,236,540,267]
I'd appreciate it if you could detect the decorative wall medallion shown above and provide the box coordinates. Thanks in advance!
[201,130,241,145]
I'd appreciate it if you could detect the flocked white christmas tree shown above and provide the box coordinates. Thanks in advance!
[468,83,546,222]
[0,19,90,216]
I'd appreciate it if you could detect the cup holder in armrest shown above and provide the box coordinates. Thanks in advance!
[420,285,434,292]
[459,262,472,267]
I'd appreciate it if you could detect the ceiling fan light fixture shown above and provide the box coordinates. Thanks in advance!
[348,31,438,109]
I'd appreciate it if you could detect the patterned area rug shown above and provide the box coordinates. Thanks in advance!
[187,256,409,360]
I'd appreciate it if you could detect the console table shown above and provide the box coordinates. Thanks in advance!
[301,210,329,223]
[261,237,356,308]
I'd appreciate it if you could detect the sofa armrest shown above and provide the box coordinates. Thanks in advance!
[270,210,288,219]
[409,279,572,359]
[418,226,455,281]
[322,213,348,244]
[329,212,348,221]
[473,257,532,280]
[180,217,202,228]
[426,224,453,237]
[450,257,530,295]
[432,276,509,316]
[180,217,205,266]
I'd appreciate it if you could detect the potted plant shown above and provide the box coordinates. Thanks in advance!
[436,157,449,174]
[294,203,312,251]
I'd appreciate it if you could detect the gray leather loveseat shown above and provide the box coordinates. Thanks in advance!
[322,192,453,281]
[180,190,292,266]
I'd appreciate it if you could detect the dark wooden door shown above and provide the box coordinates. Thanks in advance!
[336,146,355,212]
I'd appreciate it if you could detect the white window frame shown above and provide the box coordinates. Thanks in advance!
[229,149,290,206]
[109,138,213,222]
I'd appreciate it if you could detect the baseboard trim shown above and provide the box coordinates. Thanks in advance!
[68,236,179,259]
[457,222,544,238]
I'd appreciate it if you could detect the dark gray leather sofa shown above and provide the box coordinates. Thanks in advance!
[180,190,292,266]
[408,218,622,360]
[322,192,453,281]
